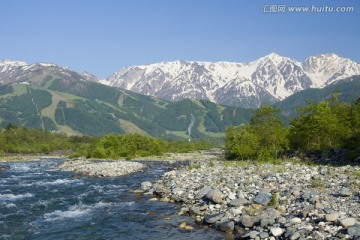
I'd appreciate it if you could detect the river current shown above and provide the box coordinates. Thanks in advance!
[0,159,225,240]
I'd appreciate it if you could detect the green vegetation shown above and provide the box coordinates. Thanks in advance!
[225,96,360,163]
[225,106,287,161]
[310,178,324,189]
[0,125,71,154]
[0,78,253,140]
[289,97,359,151]
[275,76,360,122]
[71,134,216,160]
[72,133,165,160]
[0,124,215,160]
[268,193,278,206]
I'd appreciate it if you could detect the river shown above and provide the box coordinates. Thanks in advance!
[0,159,226,240]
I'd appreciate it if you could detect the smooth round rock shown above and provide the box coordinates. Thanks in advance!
[325,212,339,222]
[339,218,356,228]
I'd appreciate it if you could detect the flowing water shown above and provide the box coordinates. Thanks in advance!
[0,159,225,240]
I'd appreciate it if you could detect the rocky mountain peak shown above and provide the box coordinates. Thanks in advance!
[101,53,360,108]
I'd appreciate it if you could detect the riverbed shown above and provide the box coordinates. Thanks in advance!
[0,159,225,239]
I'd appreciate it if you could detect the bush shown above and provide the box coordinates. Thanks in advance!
[225,106,286,162]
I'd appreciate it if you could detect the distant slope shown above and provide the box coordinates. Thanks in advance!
[0,75,253,139]
[274,75,360,121]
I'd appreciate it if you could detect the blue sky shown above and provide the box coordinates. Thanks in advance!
[0,0,359,78]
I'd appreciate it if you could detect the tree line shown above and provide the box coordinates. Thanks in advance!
[0,124,214,159]
[225,96,360,162]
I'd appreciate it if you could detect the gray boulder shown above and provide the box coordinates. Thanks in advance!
[195,186,213,199]
[219,221,234,232]
[140,181,152,190]
[241,215,255,228]
[229,198,248,207]
[253,192,272,205]
[340,187,352,197]
[206,189,223,203]
[204,213,224,224]
[348,225,360,237]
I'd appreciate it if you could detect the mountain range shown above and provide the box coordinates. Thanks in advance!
[0,54,359,139]
[101,53,360,108]
[0,60,253,139]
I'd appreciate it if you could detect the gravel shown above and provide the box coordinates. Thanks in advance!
[58,159,146,177]
[140,158,360,239]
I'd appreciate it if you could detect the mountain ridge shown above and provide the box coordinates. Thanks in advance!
[0,56,359,138]
[101,53,360,108]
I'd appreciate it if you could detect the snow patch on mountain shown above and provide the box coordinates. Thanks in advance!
[102,53,360,108]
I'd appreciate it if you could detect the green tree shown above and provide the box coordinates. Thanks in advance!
[289,101,341,151]
[250,106,287,159]
[225,125,259,160]
[225,106,286,161]
[349,98,360,148]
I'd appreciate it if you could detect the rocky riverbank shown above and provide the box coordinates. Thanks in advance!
[58,160,147,177]
[140,160,360,239]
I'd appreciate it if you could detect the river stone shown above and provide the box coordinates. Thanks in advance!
[339,218,356,228]
[206,189,223,203]
[340,187,352,197]
[301,205,314,218]
[199,204,208,211]
[311,231,325,240]
[348,225,360,236]
[130,189,145,193]
[160,196,170,202]
[277,205,287,213]
[337,173,348,179]
[204,213,224,224]
[228,192,236,200]
[259,232,269,239]
[292,190,301,197]
[229,198,247,207]
[172,187,184,196]
[219,221,234,232]
[184,226,194,231]
[325,212,339,222]
[140,181,152,190]
[302,190,316,200]
[195,186,213,199]
[256,208,281,222]
[229,207,242,216]
[271,227,283,237]
[253,192,272,205]
[189,206,201,215]
[238,231,259,239]
[179,221,187,228]
[260,217,275,227]
[291,217,302,225]
[241,215,255,228]
[290,232,301,240]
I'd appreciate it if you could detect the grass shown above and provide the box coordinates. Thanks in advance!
[353,170,360,178]
[268,193,278,206]
[118,119,149,135]
[188,162,201,170]
[349,180,360,193]
[310,178,324,188]
[196,115,226,138]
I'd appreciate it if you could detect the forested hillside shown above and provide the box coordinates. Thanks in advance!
[0,75,252,140]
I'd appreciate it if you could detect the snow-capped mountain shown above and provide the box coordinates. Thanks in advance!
[0,59,94,85]
[102,53,360,108]
[81,71,99,82]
